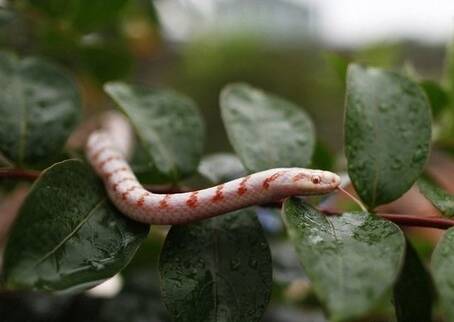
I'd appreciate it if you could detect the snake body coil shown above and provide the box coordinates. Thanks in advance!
[86,113,340,225]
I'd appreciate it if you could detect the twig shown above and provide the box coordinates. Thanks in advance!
[0,168,41,181]
[379,214,454,230]
[321,208,454,230]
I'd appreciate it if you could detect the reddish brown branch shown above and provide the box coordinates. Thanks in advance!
[321,207,454,230]
[379,214,454,230]
[0,168,40,181]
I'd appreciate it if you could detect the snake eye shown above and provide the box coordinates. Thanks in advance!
[311,175,321,184]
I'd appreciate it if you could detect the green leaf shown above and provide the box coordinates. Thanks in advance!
[2,160,149,292]
[159,209,272,322]
[431,227,454,321]
[198,153,246,184]
[345,64,431,209]
[25,0,128,32]
[220,83,315,172]
[129,141,176,185]
[419,80,449,118]
[282,198,405,322]
[418,178,454,217]
[310,141,334,170]
[0,52,80,168]
[393,239,433,322]
[104,82,205,181]
[79,40,133,83]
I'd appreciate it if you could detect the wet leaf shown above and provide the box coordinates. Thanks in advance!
[2,160,149,292]
[431,227,454,321]
[220,83,315,172]
[345,64,431,209]
[0,52,80,168]
[282,198,405,322]
[159,209,272,322]
[393,239,433,322]
[105,82,205,181]
[198,153,246,184]
[418,178,454,217]
[129,142,176,185]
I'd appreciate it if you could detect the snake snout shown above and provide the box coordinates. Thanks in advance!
[322,171,341,188]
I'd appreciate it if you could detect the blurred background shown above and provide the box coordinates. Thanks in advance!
[1,0,454,321]
[2,0,451,154]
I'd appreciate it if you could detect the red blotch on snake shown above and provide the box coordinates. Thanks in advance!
[159,194,171,209]
[237,176,251,195]
[136,192,148,207]
[186,192,199,208]
[211,184,224,202]
[99,155,120,168]
[262,172,282,189]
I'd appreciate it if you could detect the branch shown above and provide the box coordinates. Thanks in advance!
[379,214,454,230]
[0,168,41,181]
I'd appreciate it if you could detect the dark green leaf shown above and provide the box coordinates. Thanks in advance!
[220,83,315,172]
[393,239,433,322]
[0,52,80,168]
[418,178,454,217]
[310,141,334,170]
[345,64,431,209]
[198,153,246,184]
[129,141,175,185]
[25,0,128,32]
[79,40,133,83]
[159,209,272,322]
[431,227,454,321]
[105,82,205,181]
[282,198,405,322]
[2,160,149,292]
[420,80,449,117]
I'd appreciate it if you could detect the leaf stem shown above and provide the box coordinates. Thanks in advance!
[0,168,41,181]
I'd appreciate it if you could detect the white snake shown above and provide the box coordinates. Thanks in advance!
[86,112,341,225]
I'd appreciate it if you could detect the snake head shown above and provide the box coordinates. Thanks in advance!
[293,169,341,195]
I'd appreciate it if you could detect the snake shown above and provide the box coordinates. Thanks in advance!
[86,112,341,225]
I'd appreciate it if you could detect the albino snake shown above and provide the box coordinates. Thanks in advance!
[86,112,341,225]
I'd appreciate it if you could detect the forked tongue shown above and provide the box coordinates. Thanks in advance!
[337,186,368,212]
